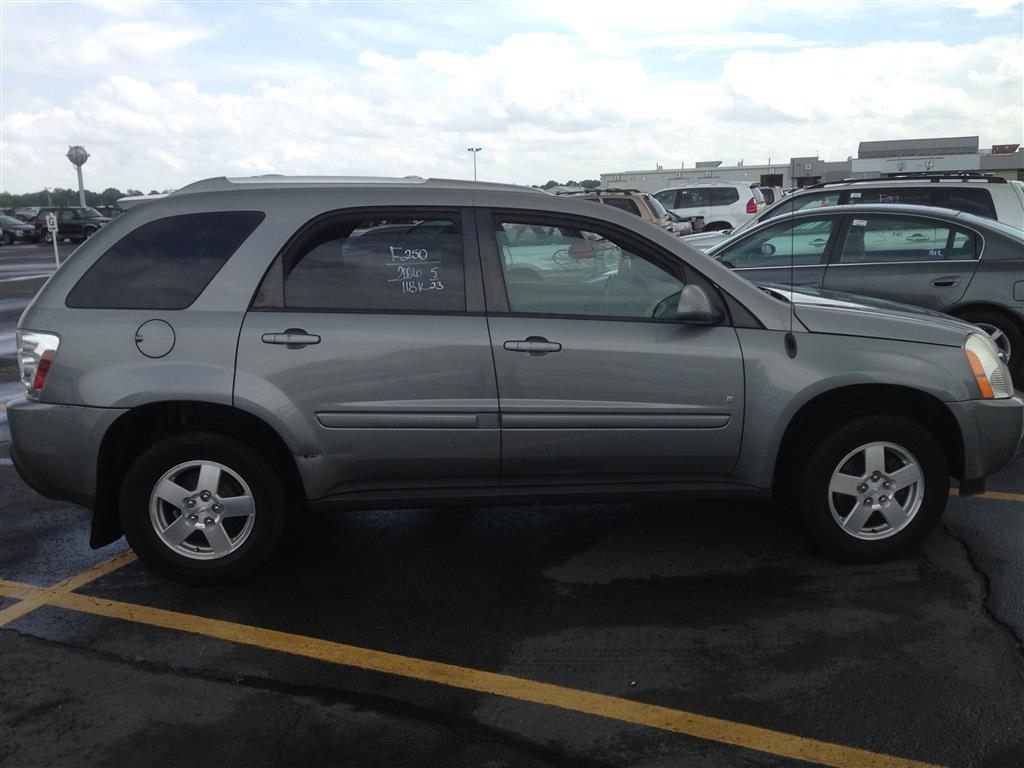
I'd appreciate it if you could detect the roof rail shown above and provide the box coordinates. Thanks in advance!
[805,172,1006,190]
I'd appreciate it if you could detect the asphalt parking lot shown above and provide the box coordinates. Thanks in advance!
[1,241,1022,768]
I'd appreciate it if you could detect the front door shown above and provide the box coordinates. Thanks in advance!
[822,213,980,311]
[235,208,499,500]
[478,210,745,486]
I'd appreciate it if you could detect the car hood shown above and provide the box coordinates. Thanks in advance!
[760,285,977,347]
[680,230,732,252]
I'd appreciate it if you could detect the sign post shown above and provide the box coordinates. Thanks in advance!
[46,212,59,267]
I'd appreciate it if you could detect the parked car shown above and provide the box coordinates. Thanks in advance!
[683,173,1024,253]
[572,189,704,235]
[30,206,111,243]
[0,214,40,244]
[653,183,765,232]
[758,186,786,206]
[10,176,1022,583]
[706,202,1024,379]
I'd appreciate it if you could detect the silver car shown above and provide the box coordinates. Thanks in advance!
[10,176,1024,584]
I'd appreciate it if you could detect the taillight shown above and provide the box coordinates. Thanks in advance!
[746,198,757,214]
[17,330,60,400]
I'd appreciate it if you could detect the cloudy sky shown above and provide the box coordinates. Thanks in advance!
[1,0,1022,193]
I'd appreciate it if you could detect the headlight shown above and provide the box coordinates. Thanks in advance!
[964,332,1013,399]
[16,330,60,400]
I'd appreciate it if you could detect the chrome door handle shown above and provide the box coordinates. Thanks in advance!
[931,277,961,288]
[504,336,562,356]
[261,328,321,349]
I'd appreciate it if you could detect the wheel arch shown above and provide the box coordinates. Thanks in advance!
[773,384,965,493]
[92,400,306,548]
[948,301,1024,334]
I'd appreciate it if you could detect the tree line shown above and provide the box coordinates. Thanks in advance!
[0,187,174,208]
[533,180,602,190]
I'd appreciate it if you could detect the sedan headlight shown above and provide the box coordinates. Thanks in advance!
[16,330,60,400]
[964,332,1013,399]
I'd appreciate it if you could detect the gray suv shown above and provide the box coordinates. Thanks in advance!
[10,176,1024,584]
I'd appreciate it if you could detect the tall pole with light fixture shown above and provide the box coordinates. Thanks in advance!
[466,147,482,181]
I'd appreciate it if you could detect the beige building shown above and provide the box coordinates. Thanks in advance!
[600,136,1024,192]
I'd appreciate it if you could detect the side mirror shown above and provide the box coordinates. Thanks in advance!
[675,285,723,324]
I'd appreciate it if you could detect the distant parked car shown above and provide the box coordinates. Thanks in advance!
[707,203,1024,379]
[30,206,110,243]
[758,186,785,206]
[682,173,1024,253]
[653,183,765,232]
[0,214,40,244]
[573,189,704,235]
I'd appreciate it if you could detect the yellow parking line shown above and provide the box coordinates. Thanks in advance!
[0,551,135,627]
[0,578,938,768]
[950,488,1024,503]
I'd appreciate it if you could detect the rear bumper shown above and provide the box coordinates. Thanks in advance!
[8,397,127,509]
[947,395,1024,482]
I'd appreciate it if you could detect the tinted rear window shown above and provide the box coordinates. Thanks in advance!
[602,197,641,216]
[66,211,264,309]
[711,188,740,205]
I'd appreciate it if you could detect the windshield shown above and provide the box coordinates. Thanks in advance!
[644,194,669,220]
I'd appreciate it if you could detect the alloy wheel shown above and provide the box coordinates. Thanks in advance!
[149,460,256,560]
[827,441,924,540]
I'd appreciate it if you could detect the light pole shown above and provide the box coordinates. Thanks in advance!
[466,147,482,181]
[66,145,90,207]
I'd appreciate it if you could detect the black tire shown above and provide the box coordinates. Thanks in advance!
[43,231,53,244]
[704,221,732,232]
[797,415,949,562]
[82,227,96,239]
[119,432,288,585]
[1,231,12,245]
[957,309,1024,383]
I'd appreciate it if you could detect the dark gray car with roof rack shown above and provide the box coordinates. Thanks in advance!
[9,176,1023,583]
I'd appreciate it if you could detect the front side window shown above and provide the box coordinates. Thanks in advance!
[278,213,466,312]
[721,217,836,268]
[66,211,265,309]
[496,220,686,319]
[838,216,976,263]
[602,197,641,216]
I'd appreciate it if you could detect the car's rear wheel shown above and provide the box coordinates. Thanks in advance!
[2,231,12,245]
[42,231,53,244]
[957,309,1023,381]
[797,415,948,561]
[120,432,288,584]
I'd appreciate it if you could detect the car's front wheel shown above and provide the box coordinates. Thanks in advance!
[120,432,288,584]
[42,231,53,244]
[797,415,948,561]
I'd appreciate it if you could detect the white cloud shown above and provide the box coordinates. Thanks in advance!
[0,5,1021,192]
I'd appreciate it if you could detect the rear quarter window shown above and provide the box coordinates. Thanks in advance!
[66,211,265,309]
[711,188,740,205]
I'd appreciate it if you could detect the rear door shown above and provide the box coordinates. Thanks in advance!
[669,188,712,223]
[822,213,981,310]
[714,214,841,289]
[235,207,500,500]
[477,209,744,486]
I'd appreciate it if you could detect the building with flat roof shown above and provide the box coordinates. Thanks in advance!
[600,136,1023,192]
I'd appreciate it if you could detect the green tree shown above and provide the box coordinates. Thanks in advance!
[540,180,559,189]
[580,179,601,189]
